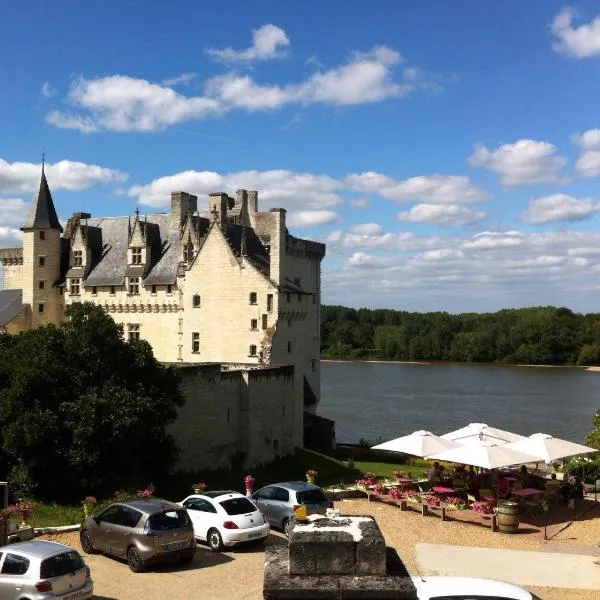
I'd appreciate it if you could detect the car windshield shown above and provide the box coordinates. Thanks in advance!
[296,489,327,504]
[220,497,257,515]
[148,509,190,531]
[40,551,85,579]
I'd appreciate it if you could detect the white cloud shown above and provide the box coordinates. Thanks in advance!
[0,227,22,248]
[161,73,197,86]
[128,168,344,212]
[47,76,223,133]
[398,203,486,227]
[348,223,383,235]
[0,198,28,227]
[573,129,600,177]
[468,140,566,186]
[205,24,290,62]
[521,193,600,224]
[324,227,600,311]
[41,82,57,98]
[346,172,488,204]
[287,210,339,228]
[0,158,127,195]
[350,197,370,208]
[551,7,600,58]
[47,44,435,132]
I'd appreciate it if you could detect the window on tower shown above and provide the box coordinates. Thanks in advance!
[38,256,45,267]
[192,332,200,353]
[249,292,257,305]
[193,294,201,307]
[73,250,83,267]
[38,303,44,313]
[131,247,142,265]
[39,231,45,240]
[249,344,257,356]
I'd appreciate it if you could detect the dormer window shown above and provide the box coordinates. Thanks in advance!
[73,250,83,267]
[131,247,142,265]
[128,277,140,295]
[184,243,194,263]
[69,279,80,296]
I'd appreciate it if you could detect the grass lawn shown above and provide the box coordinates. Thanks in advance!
[353,461,425,480]
[27,503,84,528]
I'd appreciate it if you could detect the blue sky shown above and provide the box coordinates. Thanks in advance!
[3,1,600,312]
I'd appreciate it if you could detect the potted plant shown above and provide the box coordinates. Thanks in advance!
[472,500,494,515]
[306,469,318,484]
[81,496,97,517]
[406,491,422,504]
[136,483,155,498]
[445,496,466,510]
[16,501,35,526]
[244,475,255,497]
[192,482,207,494]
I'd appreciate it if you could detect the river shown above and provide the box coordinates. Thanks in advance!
[319,361,599,445]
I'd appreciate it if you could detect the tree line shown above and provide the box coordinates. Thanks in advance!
[321,305,600,366]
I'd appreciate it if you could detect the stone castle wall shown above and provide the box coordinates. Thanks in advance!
[171,363,295,471]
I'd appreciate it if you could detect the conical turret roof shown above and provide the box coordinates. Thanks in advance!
[21,167,63,231]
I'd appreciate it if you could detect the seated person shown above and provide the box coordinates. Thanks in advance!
[439,465,453,487]
[427,461,443,485]
[466,471,482,500]
[495,474,513,499]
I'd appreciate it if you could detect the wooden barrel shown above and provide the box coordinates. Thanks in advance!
[496,501,519,534]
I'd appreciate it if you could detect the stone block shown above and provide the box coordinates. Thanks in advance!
[354,519,386,575]
[338,575,418,599]
[289,528,356,575]
[264,546,339,599]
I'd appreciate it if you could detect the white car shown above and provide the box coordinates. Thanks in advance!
[412,576,541,599]
[179,490,270,551]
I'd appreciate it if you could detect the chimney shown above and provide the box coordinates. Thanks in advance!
[209,192,229,230]
[248,190,258,213]
[170,191,198,230]
[269,208,286,285]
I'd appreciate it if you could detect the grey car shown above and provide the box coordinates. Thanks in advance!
[0,540,93,600]
[79,499,196,572]
[251,481,333,537]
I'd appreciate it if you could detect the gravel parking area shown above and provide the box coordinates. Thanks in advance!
[40,499,600,600]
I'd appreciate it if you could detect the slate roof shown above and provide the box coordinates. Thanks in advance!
[22,169,63,232]
[0,289,25,326]
[67,213,271,288]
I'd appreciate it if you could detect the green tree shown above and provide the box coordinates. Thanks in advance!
[0,302,184,501]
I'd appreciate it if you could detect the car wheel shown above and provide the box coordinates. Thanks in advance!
[207,528,223,552]
[126,546,145,572]
[79,530,95,554]
[283,518,293,538]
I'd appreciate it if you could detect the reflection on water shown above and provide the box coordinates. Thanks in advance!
[319,361,599,445]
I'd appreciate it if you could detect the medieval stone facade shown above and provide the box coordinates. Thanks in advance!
[0,169,327,464]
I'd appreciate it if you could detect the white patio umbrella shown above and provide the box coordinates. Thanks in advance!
[441,422,525,446]
[505,433,597,462]
[371,430,459,458]
[426,440,538,470]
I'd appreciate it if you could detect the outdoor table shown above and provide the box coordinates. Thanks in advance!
[432,486,456,494]
[512,488,544,497]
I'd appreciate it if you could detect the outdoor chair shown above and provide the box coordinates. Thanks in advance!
[417,480,433,493]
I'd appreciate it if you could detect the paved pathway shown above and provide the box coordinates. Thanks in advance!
[416,543,600,590]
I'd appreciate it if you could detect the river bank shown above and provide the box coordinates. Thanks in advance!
[321,358,600,371]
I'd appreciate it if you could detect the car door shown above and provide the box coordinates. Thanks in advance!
[271,487,291,527]
[184,498,217,540]
[109,506,143,557]
[96,505,125,554]
[0,552,30,600]
[252,487,277,526]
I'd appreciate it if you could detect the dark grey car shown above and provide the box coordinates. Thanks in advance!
[251,481,332,537]
[79,499,196,572]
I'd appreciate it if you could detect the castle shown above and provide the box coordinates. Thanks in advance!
[0,168,331,468]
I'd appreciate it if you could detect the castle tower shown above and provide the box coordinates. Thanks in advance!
[21,165,63,327]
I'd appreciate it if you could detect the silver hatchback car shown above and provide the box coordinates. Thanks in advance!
[251,481,333,537]
[80,498,196,572]
[0,540,93,600]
